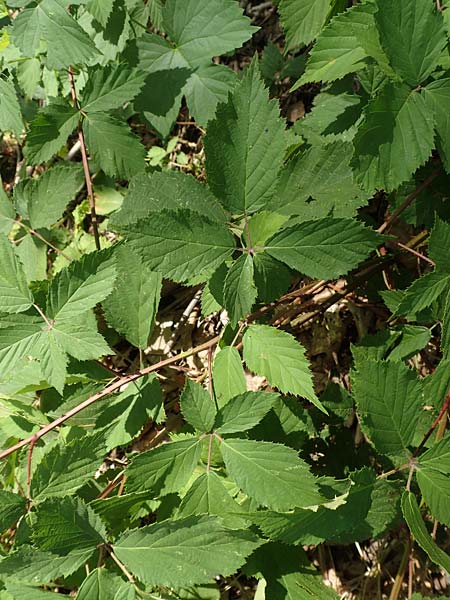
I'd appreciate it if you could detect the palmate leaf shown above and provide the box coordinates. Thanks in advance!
[223,254,257,326]
[180,379,217,433]
[279,0,331,49]
[125,437,203,495]
[205,61,287,214]
[113,515,261,587]
[351,83,435,192]
[265,217,381,280]
[0,78,24,139]
[102,246,162,349]
[115,209,235,283]
[11,0,100,70]
[76,568,135,600]
[0,235,33,314]
[30,432,107,502]
[81,65,147,113]
[83,113,146,179]
[375,0,447,87]
[402,491,450,572]
[212,346,247,409]
[242,325,321,409]
[214,391,280,435]
[32,496,106,555]
[352,359,423,463]
[25,99,80,165]
[220,438,323,511]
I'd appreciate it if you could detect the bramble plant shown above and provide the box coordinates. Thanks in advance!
[1,0,450,598]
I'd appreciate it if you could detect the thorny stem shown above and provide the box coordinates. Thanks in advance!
[108,548,135,584]
[0,335,221,461]
[33,303,53,329]
[412,390,450,458]
[17,221,72,263]
[377,170,440,234]
[68,66,101,251]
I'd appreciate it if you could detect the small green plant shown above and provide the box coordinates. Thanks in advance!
[0,1,450,599]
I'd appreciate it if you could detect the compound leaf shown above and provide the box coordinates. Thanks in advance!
[81,65,147,113]
[214,391,279,435]
[0,235,33,314]
[0,78,24,139]
[279,0,331,49]
[180,379,217,433]
[223,254,257,326]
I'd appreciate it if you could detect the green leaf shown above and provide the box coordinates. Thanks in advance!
[76,568,136,600]
[125,437,203,495]
[18,164,84,230]
[352,83,435,192]
[204,60,287,214]
[11,0,100,70]
[0,490,26,533]
[424,78,450,173]
[0,183,15,235]
[46,250,116,321]
[51,310,112,362]
[270,142,370,218]
[113,515,261,587]
[85,0,115,27]
[2,583,67,599]
[246,542,340,600]
[253,253,292,304]
[352,359,423,462]
[417,467,450,528]
[375,0,447,87]
[178,472,247,529]
[33,496,106,555]
[396,271,450,316]
[0,545,93,585]
[30,432,107,502]
[297,1,392,86]
[401,490,450,572]
[36,329,68,393]
[0,235,33,314]
[25,99,80,165]
[180,379,217,433]
[102,246,161,349]
[109,170,227,229]
[81,65,147,113]
[417,435,450,472]
[213,346,247,409]
[223,254,257,326]
[442,288,450,359]
[83,112,146,179]
[429,216,450,272]
[0,78,24,138]
[243,325,321,409]
[115,209,235,284]
[183,63,237,126]
[162,0,257,66]
[0,314,42,375]
[97,375,164,450]
[215,392,279,435]
[220,438,323,511]
[251,469,399,545]
[279,0,331,49]
[265,217,380,280]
